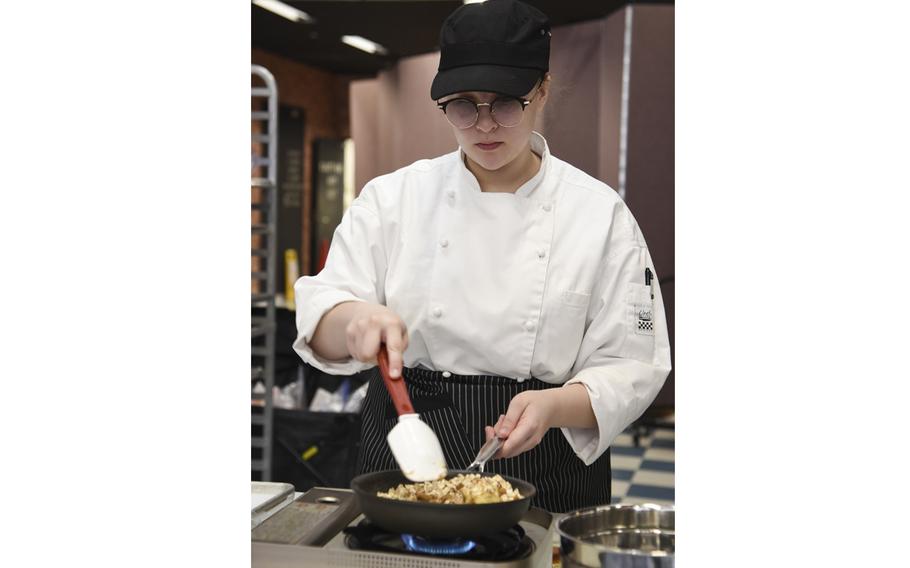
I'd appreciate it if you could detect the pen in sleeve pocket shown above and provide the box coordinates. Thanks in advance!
[644,267,654,299]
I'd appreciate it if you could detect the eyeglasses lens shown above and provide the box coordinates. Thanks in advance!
[491,98,523,127]
[445,99,478,128]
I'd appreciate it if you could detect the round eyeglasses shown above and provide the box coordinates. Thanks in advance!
[437,85,541,129]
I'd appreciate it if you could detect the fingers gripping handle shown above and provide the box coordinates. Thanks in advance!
[377,345,413,416]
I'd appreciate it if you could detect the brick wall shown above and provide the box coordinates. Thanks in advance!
[251,48,357,275]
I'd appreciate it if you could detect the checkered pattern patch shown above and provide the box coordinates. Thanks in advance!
[634,306,655,336]
[610,424,674,506]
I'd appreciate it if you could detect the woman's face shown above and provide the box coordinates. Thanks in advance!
[440,78,549,172]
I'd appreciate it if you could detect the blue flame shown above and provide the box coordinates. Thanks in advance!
[401,534,477,555]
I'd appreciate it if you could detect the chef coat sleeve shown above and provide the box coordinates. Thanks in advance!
[292,183,388,375]
[560,204,672,465]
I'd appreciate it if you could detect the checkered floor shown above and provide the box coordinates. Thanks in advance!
[610,426,675,506]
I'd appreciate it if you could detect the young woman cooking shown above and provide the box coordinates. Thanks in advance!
[293,0,671,513]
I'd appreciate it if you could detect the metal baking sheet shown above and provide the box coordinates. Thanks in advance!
[252,482,296,528]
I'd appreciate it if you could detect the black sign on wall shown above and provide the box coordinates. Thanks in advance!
[277,105,305,290]
[311,139,346,275]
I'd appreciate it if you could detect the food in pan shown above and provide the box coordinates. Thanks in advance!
[377,473,522,504]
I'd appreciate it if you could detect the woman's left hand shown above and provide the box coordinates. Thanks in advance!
[483,390,560,459]
[484,384,596,460]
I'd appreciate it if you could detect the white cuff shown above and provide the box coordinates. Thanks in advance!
[292,289,373,375]
[559,367,636,465]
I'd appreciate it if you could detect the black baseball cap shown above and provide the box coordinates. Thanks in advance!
[430,0,551,101]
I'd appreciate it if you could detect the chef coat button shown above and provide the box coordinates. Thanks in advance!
[447,190,455,198]
[541,203,552,212]
[432,307,443,318]
[439,239,449,248]
[537,248,546,259]
[442,371,452,378]
[524,320,535,332]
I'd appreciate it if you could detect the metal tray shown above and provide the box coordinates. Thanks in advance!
[252,482,296,529]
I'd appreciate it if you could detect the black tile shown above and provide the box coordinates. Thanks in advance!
[626,484,674,501]
[639,459,674,472]
[612,468,635,481]
[611,445,646,457]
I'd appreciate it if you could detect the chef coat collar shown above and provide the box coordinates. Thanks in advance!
[457,131,551,198]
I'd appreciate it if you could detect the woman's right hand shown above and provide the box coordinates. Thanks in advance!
[345,303,409,377]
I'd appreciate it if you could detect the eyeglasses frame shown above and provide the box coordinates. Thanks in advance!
[436,81,543,129]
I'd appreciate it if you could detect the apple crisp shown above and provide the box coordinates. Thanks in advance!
[377,473,523,504]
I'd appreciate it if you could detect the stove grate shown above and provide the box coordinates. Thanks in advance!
[343,519,532,561]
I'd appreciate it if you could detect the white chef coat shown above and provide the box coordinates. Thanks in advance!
[293,132,672,465]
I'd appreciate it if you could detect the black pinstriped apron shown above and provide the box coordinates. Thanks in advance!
[355,366,611,513]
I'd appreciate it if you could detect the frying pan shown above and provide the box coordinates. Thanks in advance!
[350,469,537,538]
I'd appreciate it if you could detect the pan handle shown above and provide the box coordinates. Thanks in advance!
[377,345,414,416]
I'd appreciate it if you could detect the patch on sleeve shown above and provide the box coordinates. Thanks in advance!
[634,305,655,336]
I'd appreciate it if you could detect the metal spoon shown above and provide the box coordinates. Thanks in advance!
[466,435,504,473]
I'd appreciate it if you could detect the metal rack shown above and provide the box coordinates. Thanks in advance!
[251,64,278,481]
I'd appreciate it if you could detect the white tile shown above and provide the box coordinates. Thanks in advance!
[613,433,634,446]
[631,470,675,488]
[611,455,642,471]
[643,447,675,461]
[651,429,675,441]
[611,480,630,497]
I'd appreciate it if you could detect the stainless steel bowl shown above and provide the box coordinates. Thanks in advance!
[557,503,675,568]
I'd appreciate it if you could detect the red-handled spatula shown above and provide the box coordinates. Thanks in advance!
[377,345,448,482]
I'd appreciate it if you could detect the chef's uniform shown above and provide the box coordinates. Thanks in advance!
[294,132,672,512]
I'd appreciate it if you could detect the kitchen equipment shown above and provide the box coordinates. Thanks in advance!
[350,469,536,538]
[251,63,279,482]
[377,345,447,482]
[556,503,675,568]
[252,485,556,568]
[467,435,504,472]
[251,481,295,529]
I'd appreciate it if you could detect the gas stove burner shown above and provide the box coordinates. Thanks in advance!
[344,519,532,561]
[401,534,477,555]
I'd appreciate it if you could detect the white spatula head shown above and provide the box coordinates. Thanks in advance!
[387,413,448,482]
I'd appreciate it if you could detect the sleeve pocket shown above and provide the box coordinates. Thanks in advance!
[622,283,656,362]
